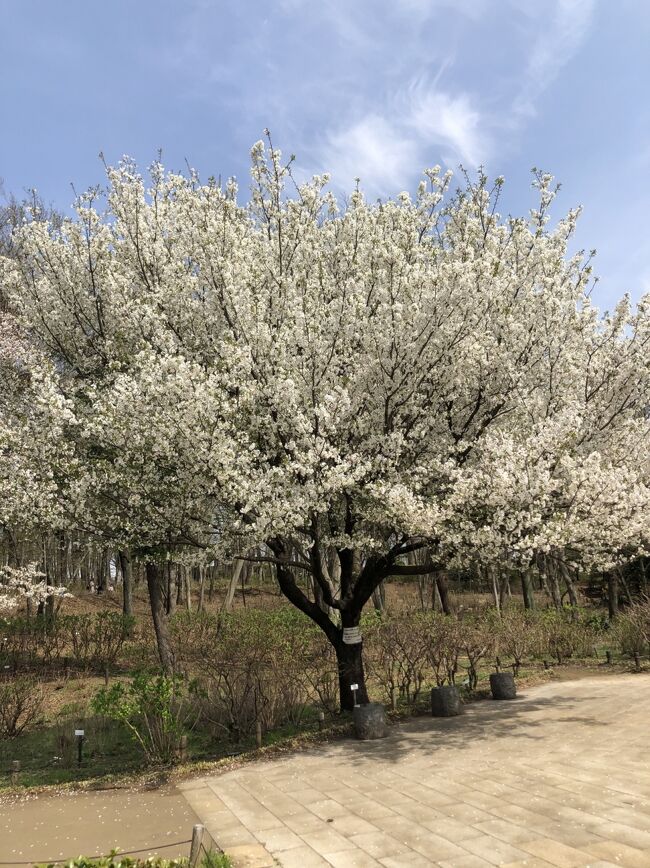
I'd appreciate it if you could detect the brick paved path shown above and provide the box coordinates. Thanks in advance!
[180,674,650,867]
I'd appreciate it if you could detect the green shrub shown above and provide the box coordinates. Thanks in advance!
[35,854,231,867]
[92,672,195,764]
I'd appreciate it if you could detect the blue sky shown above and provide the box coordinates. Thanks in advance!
[1,0,648,310]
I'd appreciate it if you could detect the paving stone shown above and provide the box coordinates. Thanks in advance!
[179,675,650,868]
[438,855,494,867]
[252,826,304,853]
[590,822,650,850]
[500,860,557,868]
[378,855,433,867]
[583,838,650,867]
[422,814,494,843]
[327,814,381,837]
[348,830,412,859]
[274,845,329,867]
[224,844,275,867]
[323,850,382,866]
[472,818,542,846]
[306,799,350,820]
[300,827,359,855]
[460,834,531,865]
[517,837,593,867]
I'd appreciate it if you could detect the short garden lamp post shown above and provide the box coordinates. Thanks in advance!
[350,683,360,708]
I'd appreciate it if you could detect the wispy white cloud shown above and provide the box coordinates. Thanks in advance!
[310,115,419,193]
[405,80,488,167]
[156,0,595,196]
[305,70,489,195]
[513,0,596,118]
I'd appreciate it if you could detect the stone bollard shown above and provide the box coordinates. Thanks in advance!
[10,760,20,785]
[489,672,517,700]
[353,702,388,740]
[430,685,462,717]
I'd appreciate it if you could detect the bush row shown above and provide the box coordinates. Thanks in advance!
[4,602,650,754]
[0,611,135,672]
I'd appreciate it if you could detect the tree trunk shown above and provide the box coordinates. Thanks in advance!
[498,573,510,610]
[607,571,619,620]
[198,566,205,612]
[223,558,244,612]
[371,581,386,613]
[165,562,176,615]
[175,566,185,608]
[521,568,535,610]
[335,637,369,711]
[639,558,647,597]
[145,562,175,674]
[562,566,579,608]
[98,550,109,593]
[436,572,452,615]
[184,567,192,612]
[119,550,133,617]
[538,554,562,610]
[489,566,501,614]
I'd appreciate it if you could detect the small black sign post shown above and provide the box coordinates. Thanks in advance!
[75,728,85,766]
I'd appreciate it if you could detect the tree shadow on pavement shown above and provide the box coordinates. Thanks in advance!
[323,687,609,767]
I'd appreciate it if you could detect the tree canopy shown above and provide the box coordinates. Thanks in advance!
[2,141,648,706]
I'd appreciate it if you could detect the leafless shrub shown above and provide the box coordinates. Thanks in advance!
[0,677,44,737]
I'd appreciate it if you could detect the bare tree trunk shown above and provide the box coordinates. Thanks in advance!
[617,567,633,607]
[559,561,578,608]
[145,562,175,674]
[521,568,535,610]
[175,565,184,607]
[371,581,386,613]
[98,549,110,594]
[432,578,441,611]
[436,571,452,615]
[489,566,501,615]
[119,549,133,617]
[184,567,192,611]
[607,571,619,620]
[198,565,205,612]
[223,558,244,612]
[498,572,510,610]
[165,562,176,616]
[639,558,648,597]
[538,554,562,610]
[417,575,427,611]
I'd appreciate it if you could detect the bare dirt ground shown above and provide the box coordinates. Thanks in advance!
[0,786,200,867]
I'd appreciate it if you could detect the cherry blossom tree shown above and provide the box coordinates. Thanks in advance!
[2,141,648,707]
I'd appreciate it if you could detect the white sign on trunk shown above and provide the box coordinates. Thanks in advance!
[343,626,362,645]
